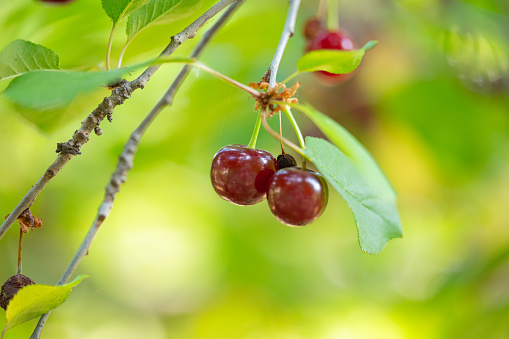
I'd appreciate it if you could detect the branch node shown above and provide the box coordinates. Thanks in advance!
[56,143,81,155]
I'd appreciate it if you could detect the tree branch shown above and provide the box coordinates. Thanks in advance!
[268,0,301,88]
[28,1,244,338]
[0,0,238,241]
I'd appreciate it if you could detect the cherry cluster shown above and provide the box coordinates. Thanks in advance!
[210,145,328,226]
[304,18,357,81]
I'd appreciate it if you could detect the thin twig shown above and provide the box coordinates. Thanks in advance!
[28,2,244,338]
[268,0,301,88]
[17,228,23,275]
[0,0,238,242]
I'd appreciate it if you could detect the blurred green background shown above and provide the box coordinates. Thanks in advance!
[1,0,508,338]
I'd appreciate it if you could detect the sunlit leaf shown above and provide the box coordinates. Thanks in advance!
[297,41,377,74]
[0,40,61,81]
[4,275,89,330]
[295,103,395,199]
[304,137,402,254]
[101,0,150,23]
[126,0,201,39]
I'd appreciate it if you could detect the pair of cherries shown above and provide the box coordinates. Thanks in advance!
[210,145,328,226]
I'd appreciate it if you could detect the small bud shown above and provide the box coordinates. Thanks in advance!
[277,153,297,169]
[0,274,35,310]
[94,127,103,136]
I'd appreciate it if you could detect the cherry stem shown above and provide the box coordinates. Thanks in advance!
[261,109,305,157]
[283,106,307,168]
[279,112,285,153]
[317,0,327,21]
[327,0,340,31]
[247,111,262,149]
[17,228,23,275]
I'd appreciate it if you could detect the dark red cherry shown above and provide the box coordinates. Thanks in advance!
[211,145,278,206]
[306,29,356,80]
[267,167,328,226]
[0,274,35,310]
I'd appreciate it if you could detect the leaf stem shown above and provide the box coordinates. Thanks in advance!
[247,110,262,149]
[281,70,299,84]
[116,39,133,69]
[193,61,260,97]
[268,0,301,88]
[105,22,118,71]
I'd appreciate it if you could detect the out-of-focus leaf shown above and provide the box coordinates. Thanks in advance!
[3,68,127,110]
[101,0,150,23]
[304,137,402,254]
[0,40,61,81]
[4,275,89,331]
[297,41,377,74]
[126,0,201,39]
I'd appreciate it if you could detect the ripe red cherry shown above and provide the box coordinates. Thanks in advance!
[306,29,356,80]
[267,167,328,226]
[211,145,278,206]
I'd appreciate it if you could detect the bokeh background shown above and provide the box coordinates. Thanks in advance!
[0,0,508,338]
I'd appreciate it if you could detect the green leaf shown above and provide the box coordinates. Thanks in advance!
[296,103,395,200]
[304,137,402,254]
[0,40,61,81]
[3,68,128,110]
[101,0,150,23]
[297,41,377,74]
[126,0,201,39]
[4,275,89,330]
[1,56,194,112]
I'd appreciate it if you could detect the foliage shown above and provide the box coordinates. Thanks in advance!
[0,0,508,338]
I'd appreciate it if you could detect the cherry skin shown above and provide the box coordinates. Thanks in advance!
[267,167,328,226]
[306,29,356,81]
[211,145,278,206]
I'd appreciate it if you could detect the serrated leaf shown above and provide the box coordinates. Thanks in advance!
[2,68,128,110]
[304,137,402,254]
[126,0,201,39]
[0,40,61,81]
[296,103,395,200]
[297,41,377,74]
[4,275,89,330]
[102,0,150,23]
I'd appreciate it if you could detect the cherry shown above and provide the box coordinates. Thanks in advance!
[0,274,35,310]
[267,167,328,226]
[306,28,356,81]
[211,145,278,206]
